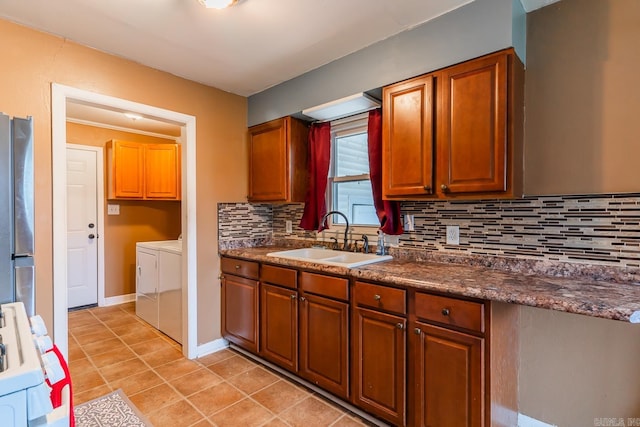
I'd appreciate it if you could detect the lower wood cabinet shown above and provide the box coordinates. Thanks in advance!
[219,256,504,427]
[299,274,350,400]
[260,283,298,371]
[220,258,259,353]
[411,322,484,427]
[353,306,407,426]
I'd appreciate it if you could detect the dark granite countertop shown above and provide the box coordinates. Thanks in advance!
[220,246,640,323]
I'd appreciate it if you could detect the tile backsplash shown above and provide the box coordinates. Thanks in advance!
[219,193,640,269]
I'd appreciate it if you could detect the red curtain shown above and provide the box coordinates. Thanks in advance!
[299,121,332,231]
[368,109,403,235]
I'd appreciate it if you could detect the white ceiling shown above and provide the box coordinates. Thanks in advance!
[1,0,558,134]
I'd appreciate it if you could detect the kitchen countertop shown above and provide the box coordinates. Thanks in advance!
[220,246,640,323]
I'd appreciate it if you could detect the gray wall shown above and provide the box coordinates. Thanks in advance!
[248,0,525,126]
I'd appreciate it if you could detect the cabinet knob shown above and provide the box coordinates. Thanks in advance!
[299,296,306,302]
[440,184,449,192]
[234,265,240,269]
[441,308,450,316]
[373,294,381,301]
[219,274,224,280]
[414,327,422,335]
[423,185,431,192]
[396,322,405,330]
[290,294,297,300]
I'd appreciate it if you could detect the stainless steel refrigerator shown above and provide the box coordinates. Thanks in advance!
[0,113,35,317]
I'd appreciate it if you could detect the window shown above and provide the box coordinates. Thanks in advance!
[328,114,378,227]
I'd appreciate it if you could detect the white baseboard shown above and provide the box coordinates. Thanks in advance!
[518,414,557,427]
[102,293,136,307]
[196,338,229,358]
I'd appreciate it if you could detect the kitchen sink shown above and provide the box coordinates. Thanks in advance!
[267,247,392,268]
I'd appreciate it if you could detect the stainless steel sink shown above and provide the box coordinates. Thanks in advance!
[267,247,392,268]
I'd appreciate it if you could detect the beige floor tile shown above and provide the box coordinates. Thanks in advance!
[129,336,176,355]
[140,346,185,367]
[74,384,112,405]
[81,337,128,357]
[89,347,137,369]
[279,396,343,427]
[73,369,106,394]
[187,382,245,417]
[251,380,310,414]
[119,328,162,345]
[226,366,280,395]
[189,419,214,427]
[261,418,291,427]
[331,414,369,426]
[129,383,182,414]
[73,327,115,344]
[108,369,164,396]
[98,357,148,382]
[209,397,274,427]
[148,399,204,427]
[68,357,94,378]
[206,354,256,379]
[196,349,236,366]
[171,368,223,397]
[155,358,202,381]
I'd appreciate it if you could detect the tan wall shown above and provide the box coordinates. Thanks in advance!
[0,18,248,345]
[519,306,640,425]
[67,123,181,297]
[525,0,640,195]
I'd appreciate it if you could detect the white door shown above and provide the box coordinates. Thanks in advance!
[66,147,98,308]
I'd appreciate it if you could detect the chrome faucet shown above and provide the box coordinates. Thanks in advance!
[321,210,350,251]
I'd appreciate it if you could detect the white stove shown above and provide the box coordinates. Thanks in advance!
[0,302,69,427]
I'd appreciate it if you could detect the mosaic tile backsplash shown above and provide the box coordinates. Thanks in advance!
[219,193,640,269]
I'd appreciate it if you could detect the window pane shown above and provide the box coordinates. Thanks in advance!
[335,133,369,177]
[332,180,378,226]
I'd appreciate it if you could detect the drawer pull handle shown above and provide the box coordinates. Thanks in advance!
[373,294,381,301]
[442,308,450,316]
[414,328,422,335]
[396,323,404,330]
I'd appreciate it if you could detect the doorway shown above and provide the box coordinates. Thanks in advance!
[66,145,104,309]
[52,84,198,360]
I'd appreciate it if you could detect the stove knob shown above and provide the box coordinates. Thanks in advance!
[42,352,65,384]
[34,335,53,354]
[30,315,48,337]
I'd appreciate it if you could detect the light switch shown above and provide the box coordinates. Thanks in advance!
[107,204,120,215]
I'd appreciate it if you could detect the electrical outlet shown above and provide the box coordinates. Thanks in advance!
[285,220,293,234]
[107,204,120,215]
[404,214,415,232]
[446,225,460,245]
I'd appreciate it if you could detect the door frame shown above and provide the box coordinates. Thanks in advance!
[65,144,105,308]
[52,83,198,359]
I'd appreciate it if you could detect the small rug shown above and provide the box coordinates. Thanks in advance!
[74,389,153,427]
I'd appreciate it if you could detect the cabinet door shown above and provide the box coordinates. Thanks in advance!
[249,118,289,202]
[221,274,259,353]
[260,283,298,371]
[438,52,508,195]
[113,140,144,198]
[145,143,180,200]
[382,75,435,198]
[353,307,406,426]
[299,293,349,399]
[412,322,484,427]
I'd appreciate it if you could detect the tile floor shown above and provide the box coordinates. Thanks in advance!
[68,302,373,427]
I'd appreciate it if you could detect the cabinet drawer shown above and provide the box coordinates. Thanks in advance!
[261,264,297,289]
[300,272,349,302]
[221,257,259,280]
[354,281,406,315]
[415,292,484,333]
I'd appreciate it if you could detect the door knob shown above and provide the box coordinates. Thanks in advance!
[88,234,95,239]
[88,223,95,228]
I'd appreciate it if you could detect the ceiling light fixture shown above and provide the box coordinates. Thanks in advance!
[198,0,238,9]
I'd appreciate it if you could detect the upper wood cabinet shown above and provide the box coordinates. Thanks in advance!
[106,139,181,200]
[383,74,435,197]
[248,116,309,203]
[382,49,524,200]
